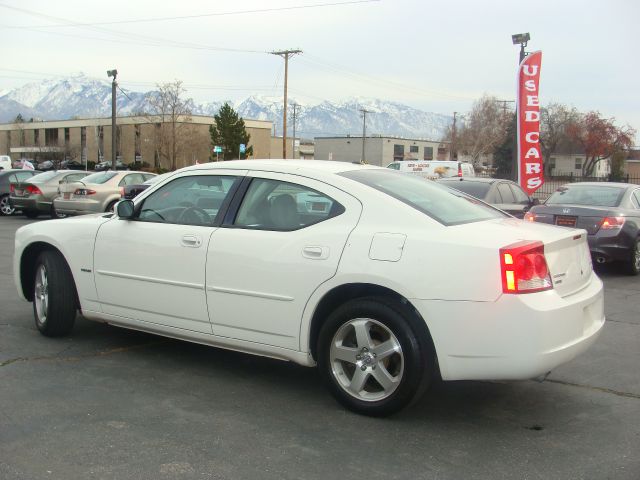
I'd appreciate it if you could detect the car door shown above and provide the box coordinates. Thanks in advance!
[205,172,362,350]
[93,170,244,333]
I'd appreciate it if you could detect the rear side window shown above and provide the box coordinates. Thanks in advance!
[497,183,515,203]
[510,184,531,204]
[29,171,59,183]
[82,172,117,184]
[234,178,344,231]
[341,169,505,226]
[439,180,491,200]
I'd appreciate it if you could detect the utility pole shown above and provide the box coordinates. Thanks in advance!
[496,99,515,117]
[360,108,371,163]
[270,49,302,159]
[451,112,457,161]
[107,69,118,170]
[291,103,298,159]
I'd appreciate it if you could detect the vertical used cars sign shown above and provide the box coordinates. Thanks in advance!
[517,50,544,195]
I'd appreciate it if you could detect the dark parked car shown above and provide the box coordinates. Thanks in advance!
[0,169,42,215]
[94,160,129,171]
[525,182,640,275]
[60,159,87,170]
[437,177,539,218]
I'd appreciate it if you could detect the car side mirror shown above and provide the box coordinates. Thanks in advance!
[117,200,135,219]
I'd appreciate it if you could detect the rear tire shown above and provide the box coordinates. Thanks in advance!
[50,203,67,219]
[317,297,434,417]
[0,194,14,216]
[624,239,640,276]
[33,251,77,337]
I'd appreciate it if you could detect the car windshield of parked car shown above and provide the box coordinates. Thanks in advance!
[341,169,505,226]
[28,171,60,183]
[438,180,491,199]
[546,185,625,207]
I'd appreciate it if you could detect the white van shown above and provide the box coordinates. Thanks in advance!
[386,160,475,179]
[0,155,12,171]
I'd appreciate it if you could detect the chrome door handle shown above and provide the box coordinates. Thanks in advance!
[181,235,202,248]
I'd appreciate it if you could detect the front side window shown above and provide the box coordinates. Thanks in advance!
[341,169,504,226]
[138,175,239,226]
[510,184,531,204]
[234,178,343,231]
[497,183,515,203]
[632,190,640,209]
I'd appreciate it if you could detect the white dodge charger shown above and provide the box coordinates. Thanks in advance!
[14,160,605,416]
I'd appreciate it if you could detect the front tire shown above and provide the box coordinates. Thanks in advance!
[0,194,14,215]
[24,210,39,219]
[33,251,77,337]
[317,297,434,417]
[105,200,117,213]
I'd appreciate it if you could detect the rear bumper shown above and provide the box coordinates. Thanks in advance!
[588,231,635,263]
[414,274,605,381]
[53,198,104,216]
[10,196,52,213]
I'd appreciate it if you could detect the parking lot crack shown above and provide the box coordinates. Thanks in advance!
[0,340,168,368]
[545,379,640,400]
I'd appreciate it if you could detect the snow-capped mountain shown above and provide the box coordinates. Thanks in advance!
[0,75,452,140]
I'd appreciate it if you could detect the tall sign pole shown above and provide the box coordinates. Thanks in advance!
[107,69,118,170]
[516,51,544,195]
[360,108,371,163]
[271,49,302,159]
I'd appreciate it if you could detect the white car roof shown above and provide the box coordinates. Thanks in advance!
[185,160,383,177]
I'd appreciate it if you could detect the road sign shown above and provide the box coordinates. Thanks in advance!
[213,146,223,154]
[239,144,246,154]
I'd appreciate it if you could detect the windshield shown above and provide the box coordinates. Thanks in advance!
[82,171,118,184]
[546,185,625,207]
[341,169,505,226]
[28,171,60,184]
[438,180,491,199]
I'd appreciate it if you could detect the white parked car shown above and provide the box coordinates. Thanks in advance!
[13,160,604,416]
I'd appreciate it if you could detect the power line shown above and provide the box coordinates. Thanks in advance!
[0,1,381,28]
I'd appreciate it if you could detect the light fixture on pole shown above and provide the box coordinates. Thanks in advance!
[107,69,118,171]
[511,32,530,64]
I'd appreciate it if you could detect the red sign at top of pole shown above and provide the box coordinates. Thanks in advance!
[517,51,544,195]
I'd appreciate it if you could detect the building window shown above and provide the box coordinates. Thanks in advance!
[424,146,433,160]
[45,128,58,146]
[575,158,582,170]
[437,147,447,160]
[34,130,40,145]
[393,144,404,161]
[409,145,418,153]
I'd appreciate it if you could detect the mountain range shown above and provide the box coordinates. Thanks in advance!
[0,73,452,140]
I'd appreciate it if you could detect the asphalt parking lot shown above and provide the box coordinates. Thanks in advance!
[1,215,639,480]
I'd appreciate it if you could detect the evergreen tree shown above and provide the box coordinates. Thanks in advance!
[493,115,517,180]
[209,103,253,161]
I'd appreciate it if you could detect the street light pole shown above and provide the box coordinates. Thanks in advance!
[107,69,118,170]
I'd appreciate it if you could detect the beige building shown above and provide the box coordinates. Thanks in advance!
[547,153,610,178]
[0,115,272,170]
[268,137,315,160]
[314,136,450,167]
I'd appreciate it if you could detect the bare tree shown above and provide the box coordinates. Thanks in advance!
[446,95,510,167]
[539,103,580,174]
[144,81,195,170]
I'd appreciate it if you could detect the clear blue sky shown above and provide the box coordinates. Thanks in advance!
[0,0,638,141]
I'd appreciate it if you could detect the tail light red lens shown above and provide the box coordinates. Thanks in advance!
[26,185,43,195]
[457,163,463,177]
[74,188,96,196]
[10,184,15,193]
[600,216,625,230]
[500,241,552,294]
[523,212,536,222]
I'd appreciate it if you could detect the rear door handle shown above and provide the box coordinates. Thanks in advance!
[181,235,202,248]
[302,246,329,260]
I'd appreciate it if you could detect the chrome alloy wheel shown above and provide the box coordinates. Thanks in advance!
[34,264,49,326]
[330,318,404,402]
[0,195,14,215]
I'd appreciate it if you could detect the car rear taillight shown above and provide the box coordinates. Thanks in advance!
[10,184,15,193]
[599,216,625,230]
[499,241,552,294]
[26,185,43,195]
[457,163,463,177]
[523,212,536,222]
[74,188,96,196]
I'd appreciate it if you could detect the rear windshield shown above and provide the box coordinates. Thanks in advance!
[438,180,491,199]
[82,172,118,184]
[341,169,505,226]
[28,171,60,183]
[546,185,624,207]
